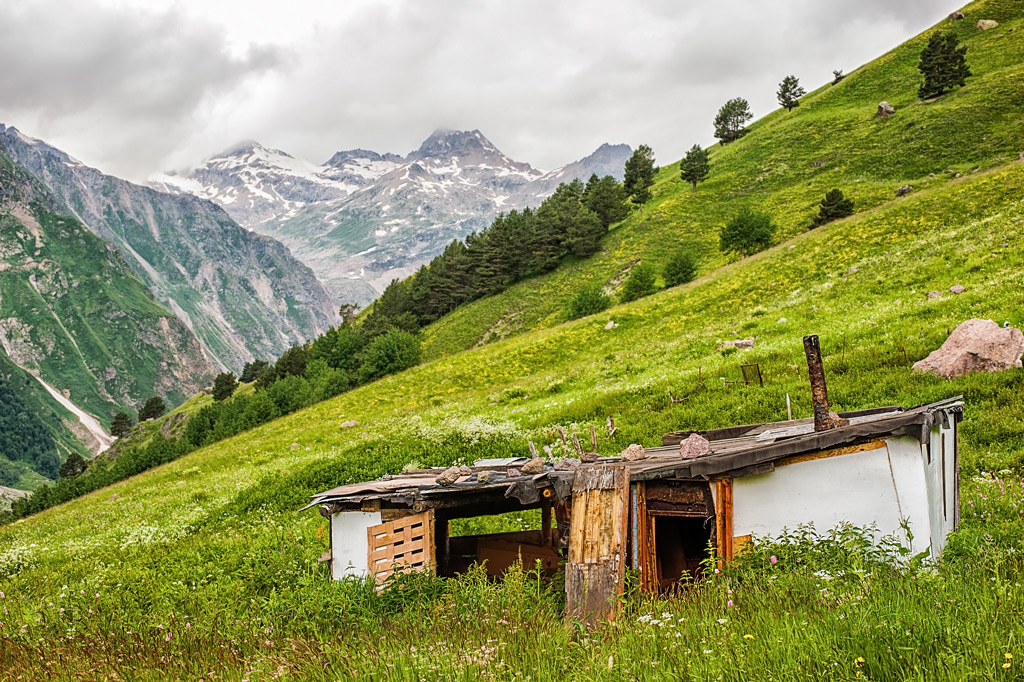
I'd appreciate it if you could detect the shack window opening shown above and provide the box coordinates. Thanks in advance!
[438,503,562,580]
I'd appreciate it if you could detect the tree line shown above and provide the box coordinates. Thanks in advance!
[358,173,637,335]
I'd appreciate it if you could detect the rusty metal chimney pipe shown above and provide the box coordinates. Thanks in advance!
[803,335,832,432]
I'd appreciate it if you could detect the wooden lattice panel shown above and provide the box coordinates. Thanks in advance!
[367,509,435,585]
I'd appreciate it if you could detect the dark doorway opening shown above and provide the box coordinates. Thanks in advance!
[652,514,714,591]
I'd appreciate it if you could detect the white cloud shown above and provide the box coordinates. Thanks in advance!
[0,0,961,181]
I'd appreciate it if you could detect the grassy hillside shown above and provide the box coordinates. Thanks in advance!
[2,2,1023,679]
[421,0,1024,359]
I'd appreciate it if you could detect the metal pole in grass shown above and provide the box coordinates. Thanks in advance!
[786,392,792,421]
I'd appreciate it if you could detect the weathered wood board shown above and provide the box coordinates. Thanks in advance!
[367,509,435,585]
[565,466,629,625]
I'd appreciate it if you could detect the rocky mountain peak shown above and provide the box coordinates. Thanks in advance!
[409,129,499,160]
[324,148,402,168]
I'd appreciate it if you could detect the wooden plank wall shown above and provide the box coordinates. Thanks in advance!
[565,465,629,625]
[367,509,435,586]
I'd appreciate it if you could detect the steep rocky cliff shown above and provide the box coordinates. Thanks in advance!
[0,148,214,476]
[0,126,338,372]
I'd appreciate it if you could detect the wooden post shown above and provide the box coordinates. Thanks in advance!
[565,466,629,625]
[714,478,734,567]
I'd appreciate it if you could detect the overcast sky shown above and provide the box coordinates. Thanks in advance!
[0,0,959,182]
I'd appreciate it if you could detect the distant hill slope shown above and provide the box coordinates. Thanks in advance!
[418,2,1024,359]
[156,131,632,305]
[0,149,214,484]
[0,127,338,372]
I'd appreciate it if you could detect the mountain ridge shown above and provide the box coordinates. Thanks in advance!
[1,125,339,372]
[156,130,633,305]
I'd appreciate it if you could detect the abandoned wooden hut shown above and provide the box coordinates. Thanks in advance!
[306,396,962,623]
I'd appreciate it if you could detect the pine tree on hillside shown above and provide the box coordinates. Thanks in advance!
[531,180,583,271]
[212,372,238,402]
[679,144,711,191]
[623,145,657,209]
[777,75,805,111]
[138,396,166,421]
[110,411,133,438]
[240,359,269,383]
[714,98,753,143]
[566,206,605,257]
[582,174,629,228]
[918,31,971,99]
[812,189,855,227]
[58,451,88,479]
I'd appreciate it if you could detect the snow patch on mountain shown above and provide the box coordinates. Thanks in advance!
[160,130,632,306]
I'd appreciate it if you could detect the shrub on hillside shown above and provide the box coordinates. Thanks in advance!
[720,208,776,256]
[567,285,611,320]
[619,262,657,303]
[358,329,422,383]
[664,250,698,287]
[812,189,855,227]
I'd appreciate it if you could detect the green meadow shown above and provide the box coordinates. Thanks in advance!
[2,1,1024,679]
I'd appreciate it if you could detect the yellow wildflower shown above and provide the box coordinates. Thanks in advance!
[855,657,866,668]
[743,634,754,640]
[1004,663,1011,670]
[1006,653,1013,660]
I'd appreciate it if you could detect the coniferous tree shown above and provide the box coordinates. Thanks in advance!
[58,452,88,479]
[918,31,971,98]
[777,75,805,111]
[623,145,657,209]
[582,174,629,229]
[212,372,238,402]
[812,189,855,227]
[679,144,711,191]
[240,360,269,383]
[110,411,133,438]
[138,396,166,421]
[361,278,419,338]
[274,345,310,379]
[714,98,754,143]
[566,207,605,258]
[530,180,581,271]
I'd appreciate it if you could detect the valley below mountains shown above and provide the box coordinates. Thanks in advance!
[154,130,632,305]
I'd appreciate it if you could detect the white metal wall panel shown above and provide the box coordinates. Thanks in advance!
[330,511,382,580]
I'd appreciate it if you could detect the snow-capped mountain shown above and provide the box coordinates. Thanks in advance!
[158,130,632,305]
